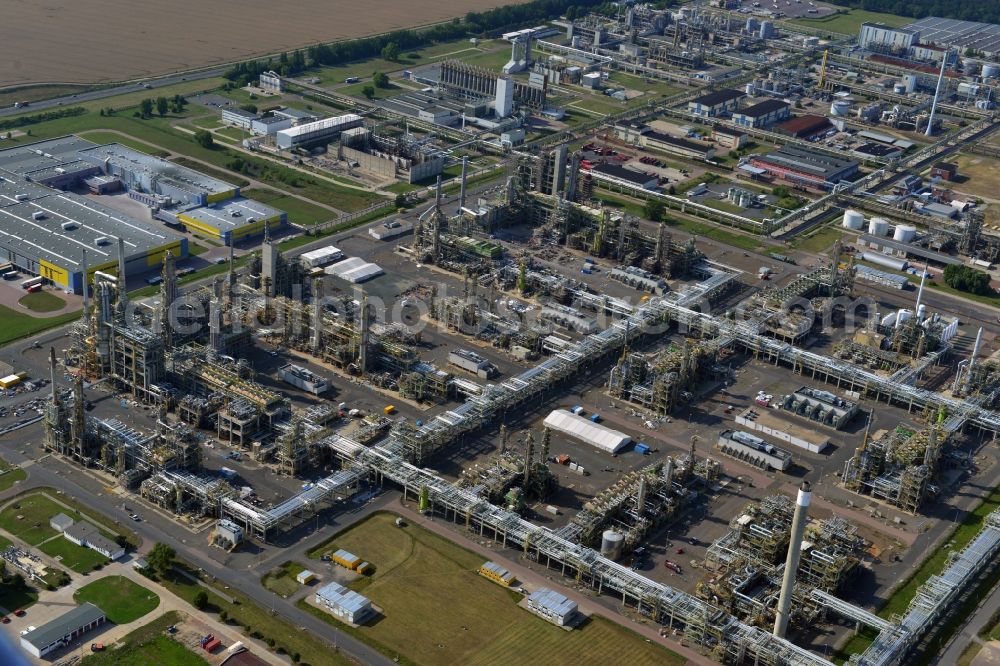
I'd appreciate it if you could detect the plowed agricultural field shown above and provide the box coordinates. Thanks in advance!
[0,0,521,86]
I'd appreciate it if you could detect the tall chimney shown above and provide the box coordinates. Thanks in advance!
[774,481,811,638]
[116,236,128,309]
[459,157,469,211]
[435,175,442,208]
[925,52,949,137]
[49,348,59,405]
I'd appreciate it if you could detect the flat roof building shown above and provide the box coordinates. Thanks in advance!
[177,197,286,244]
[526,588,577,626]
[774,114,832,138]
[749,147,858,190]
[590,162,659,190]
[315,581,372,624]
[900,17,1000,59]
[221,108,259,130]
[20,603,106,658]
[641,131,716,160]
[0,171,186,293]
[251,115,294,136]
[276,114,364,150]
[78,143,238,206]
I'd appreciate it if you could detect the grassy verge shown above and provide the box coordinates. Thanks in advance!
[243,188,333,226]
[17,291,65,313]
[0,489,137,547]
[788,9,912,35]
[80,610,205,666]
[277,204,396,251]
[75,576,160,624]
[0,460,27,493]
[0,306,81,346]
[149,562,352,666]
[38,537,109,574]
[261,561,307,597]
[791,225,845,253]
[0,578,38,613]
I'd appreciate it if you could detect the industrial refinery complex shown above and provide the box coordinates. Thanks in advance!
[4,1,1000,665]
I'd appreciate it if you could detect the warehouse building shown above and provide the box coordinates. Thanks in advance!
[315,581,373,624]
[640,131,716,160]
[0,173,187,293]
[774,114,832,139]
[543,409,631,454]
[176,197,286,245]
[749,147,858,190]
[77,143,238,206]
[251,115,293,135]
[276,114,364,150]
[20,603,106,658]
[448,348,497,379]
[858,23,920,55]
[714,126,749,149]
[687,89,746,118]
[299,245,343,268]
[526,588,578,626]
[324,257,383,283]
[732,99,790,129]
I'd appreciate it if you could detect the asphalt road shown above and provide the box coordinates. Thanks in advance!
[0,67,225,118]
[934,577,1000,665]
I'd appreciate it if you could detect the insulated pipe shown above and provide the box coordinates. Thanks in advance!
[774,481,811,638]
[459,156,469,211]
[926,52,949,136]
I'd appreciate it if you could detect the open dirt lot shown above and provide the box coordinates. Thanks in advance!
[0,0,524,86]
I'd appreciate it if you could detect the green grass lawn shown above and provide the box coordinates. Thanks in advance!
[310,39,496,85]
[303,512,684,666]
[0,305,81,347]
[261,561,307,597]
[75,576,160,624]
[338,81,410,101]
[791,224,846,253]
[80,610,206,666]
[0,491,133,548]
[242,188,333,226]
[276,204,396,251]
[0,461,27,493]
[215,126,251,141]
[0,85,97,108]
[39,536,110,574]
[17,291,65,313]
[789,9,912,35]
[192,116,221,129]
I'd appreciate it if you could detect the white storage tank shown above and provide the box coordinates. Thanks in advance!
[903,74,918,93]
[745,82,756,96]
[842,209,865,229]
[868,217,890,236]
[893,224,916,242]
[600,530,624,560]
[830,100,851,116]
[976,99,996,110]
[893,83,906,94]
[983,63,1000,78]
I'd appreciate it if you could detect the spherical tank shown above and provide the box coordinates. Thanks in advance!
[842,210,864,229]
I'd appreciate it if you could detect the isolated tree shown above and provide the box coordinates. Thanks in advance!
[394,192,407,208]
[156,96,168,117]
[194,130,214,149]
[147,542,176,575]
[139,98,154,118]
[372,71,390,89]
[193,590,209,610]
[361,85,376,100]
[381,42,401,62]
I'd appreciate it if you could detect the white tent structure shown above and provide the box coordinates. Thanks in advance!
[324,256,384,283]
[542,409,632,454]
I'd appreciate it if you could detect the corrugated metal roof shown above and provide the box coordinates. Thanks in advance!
[22,603,104,650]
[542,409,631,453]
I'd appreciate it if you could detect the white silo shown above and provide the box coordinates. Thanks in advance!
[983,63,1000,78]
[842,210,864,230]
[745,82,756,96]
[903,74,918,92]
[600,530,624,560]
[868,217,890,236]
[830,100,851,116]
[893,224,917,242]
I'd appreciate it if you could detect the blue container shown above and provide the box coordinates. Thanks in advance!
[635,443,650,455]
[590,413,601,423]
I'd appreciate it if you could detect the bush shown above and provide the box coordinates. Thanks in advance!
[194,130,214,149]
[193,590,209,610]
[266,637,276,648]
[219,610,228,622]
[943,264,992,295]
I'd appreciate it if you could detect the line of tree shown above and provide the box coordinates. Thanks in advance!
[943,264,993,295]
[821,0,999,25]
[0,106,86,131]
[224,0,609,86]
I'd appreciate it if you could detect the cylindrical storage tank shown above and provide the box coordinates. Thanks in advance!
[868,217,890,236]
[903,74,918,92]
[893,224,916,242]
[983,63,1000,78]
[842,209,865,229]
[600,530,624,560]
[571,35,582,49]
[893,83,906,94]
[895,308,912,328]
[745,82,755,96]
[917,303,927,320]
[831,100,851,116]
[963,59,981,76]
[976,99,996,110]
[862,251,908,271]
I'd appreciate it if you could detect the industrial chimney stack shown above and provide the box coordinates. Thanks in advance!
[774,481,812,638]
